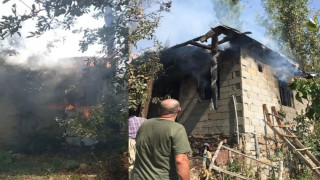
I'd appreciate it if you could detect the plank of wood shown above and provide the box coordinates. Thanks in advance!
[210,141,224,166]
[271,106,283,125]
[281,134,297,138]
[170,36,203,49]
[189,41,211,50]
[263,104,273,124]
[279,161,283,180]
[296,147,312,151]
[271,125,291,128]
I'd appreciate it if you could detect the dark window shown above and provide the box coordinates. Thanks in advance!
[258,64,263,72]
[198,68,220,103]
[279,81,294,107]
[199,73,213,101]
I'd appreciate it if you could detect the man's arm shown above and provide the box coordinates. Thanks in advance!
[175,153,190,180]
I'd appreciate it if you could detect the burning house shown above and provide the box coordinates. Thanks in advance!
[148,25,307,158]
[0,56,114,151]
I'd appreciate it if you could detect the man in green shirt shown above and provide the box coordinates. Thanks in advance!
[131,99,191,180]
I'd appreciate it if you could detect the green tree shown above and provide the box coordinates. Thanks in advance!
[261,0,320,72]
[128,0,171,117]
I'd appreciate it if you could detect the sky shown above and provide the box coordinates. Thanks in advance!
[135,0,320,52]
[0,0,319,62]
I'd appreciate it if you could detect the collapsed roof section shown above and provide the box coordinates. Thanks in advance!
[169,25,302,77]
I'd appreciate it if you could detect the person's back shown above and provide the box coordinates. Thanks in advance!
[131,99,191,180]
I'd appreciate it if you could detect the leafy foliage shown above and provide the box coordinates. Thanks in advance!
[128,0,172,113]
[261,0,320,72]
[0,149,14,166]
[288,77,320,120]
[128,49,163,111]
[59,93,127,144]
[287,78,320,178]
[129,0,171,46]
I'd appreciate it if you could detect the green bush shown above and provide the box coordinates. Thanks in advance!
[0,149,14,166]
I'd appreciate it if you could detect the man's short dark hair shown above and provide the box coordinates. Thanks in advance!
[159,99,180,115]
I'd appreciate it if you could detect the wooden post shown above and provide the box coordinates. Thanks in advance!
[262,104,273,124]
[232,95,240,145]
[279,161,283,180]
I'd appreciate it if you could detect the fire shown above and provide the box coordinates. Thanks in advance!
[106,62,111,68]
[65,104,74,110]
[82,107,90,118]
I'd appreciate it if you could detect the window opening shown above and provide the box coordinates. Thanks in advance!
[258,64,263,72]
[199,73,213,101]
[278,81,294,107]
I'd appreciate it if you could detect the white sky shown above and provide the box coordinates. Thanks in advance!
[1,0,319,60]
[0,0,105,66]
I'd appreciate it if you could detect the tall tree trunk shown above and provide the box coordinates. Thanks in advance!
[139,76,154,118]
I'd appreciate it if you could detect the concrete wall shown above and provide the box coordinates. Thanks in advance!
[240,47,306,135]
[178,50,244,135]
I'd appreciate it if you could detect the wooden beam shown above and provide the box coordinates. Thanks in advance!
[211,33,218,54]
[281,134,297,138]
[189,41,211,50]
[170,36,203,49]
[296,147,312,151]
[271,125,291,128]
[263,104,273,124]
[268,113,285,120]
[199,29,214,42]
[271,107,284,125]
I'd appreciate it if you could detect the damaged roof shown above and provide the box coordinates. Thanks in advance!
[160,25,303,81]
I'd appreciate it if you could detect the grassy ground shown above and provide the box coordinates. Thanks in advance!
[0,150,128,180]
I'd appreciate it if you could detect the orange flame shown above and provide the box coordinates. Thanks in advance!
[65,105,74,110]
[83,107,90,118]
